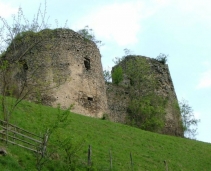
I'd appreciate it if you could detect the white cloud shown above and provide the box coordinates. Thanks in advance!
[74,1,144,46]
[73,1,164,46]
[197,69,211,89]
[173,0,211,24]
[0,1,17,18]
[73,0,211,47]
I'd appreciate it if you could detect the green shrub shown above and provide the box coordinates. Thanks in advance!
[156,53,168,64]
[127,94,166,132]
[77,26,103,48]
[112,66,123,85]
[101,113,109,120]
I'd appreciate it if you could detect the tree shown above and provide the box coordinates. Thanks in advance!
[103,70,111,83]
[123,48,133,56]
[112,48,133,65]
[179,99,200,139]
[0,2,68,126]
[0,5,44,123]
[0,3,92,171]
[35,105,73,171]
[77,25,104,48]
[111,66,123,85]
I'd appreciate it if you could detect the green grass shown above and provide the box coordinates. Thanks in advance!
[0,98,211,170]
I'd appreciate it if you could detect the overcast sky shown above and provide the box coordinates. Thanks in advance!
[1,0,211,143]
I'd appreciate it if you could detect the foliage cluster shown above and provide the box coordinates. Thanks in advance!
[112,48,133,65]
[0,1,50,54]
[124,57,166,132]
[179,99,200,139]
[111,66,123,85]
[103,70,111,83]
[127,94,166,132]
[156,53,168,64]
[77,26,104,48]
[111,56,167,132]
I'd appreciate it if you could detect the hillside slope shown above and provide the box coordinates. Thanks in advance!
[0,99,210,170]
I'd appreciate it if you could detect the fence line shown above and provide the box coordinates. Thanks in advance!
[0,137,38,153]
[0,119,42,138]
[0,119,47,154]
[85,145,169,171]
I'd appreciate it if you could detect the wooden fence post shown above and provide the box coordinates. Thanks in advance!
[88,145,92,166]
[41,129,49,157]
[109,150,112,170]
[164,160,168,171]
[130,152,133,171]
[13,127,16,143]
[6,122,8,144]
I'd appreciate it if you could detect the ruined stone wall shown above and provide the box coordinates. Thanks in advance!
[106,83,129,123]
[106,56,183,136]
[149,57,183,136]
[3,29,108,118]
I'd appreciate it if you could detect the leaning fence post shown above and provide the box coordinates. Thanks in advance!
[6,122,8,144]
[13,127,16,143]
[88,145,92,166]
[130,152,133,171]
[164,160,168,171]
[109,150,112,170]
[41,129,49,157]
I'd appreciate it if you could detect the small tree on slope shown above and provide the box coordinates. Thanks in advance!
[179,99,200,139]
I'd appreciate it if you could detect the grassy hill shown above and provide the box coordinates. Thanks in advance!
[0,98,210,171]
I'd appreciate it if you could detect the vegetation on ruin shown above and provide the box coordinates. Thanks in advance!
[0,98,210,171]
[77,26,104,48]
[112,66,123,85]
[156,53,168,64]
[110,55,168,133]
[127,93,167,132]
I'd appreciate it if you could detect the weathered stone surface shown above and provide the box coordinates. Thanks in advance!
[2,29,108,118]
[106,83,129,123]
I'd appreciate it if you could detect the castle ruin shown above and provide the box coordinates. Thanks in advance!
[0,28,183,136]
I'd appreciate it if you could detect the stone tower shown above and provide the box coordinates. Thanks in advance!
[2,29,108,117]
[106,56,184,136]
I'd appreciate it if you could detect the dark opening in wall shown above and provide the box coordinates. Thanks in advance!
[19,59,28,71]
[23,63,28,70]
[84,58,91,70]
[88,97,93,101]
